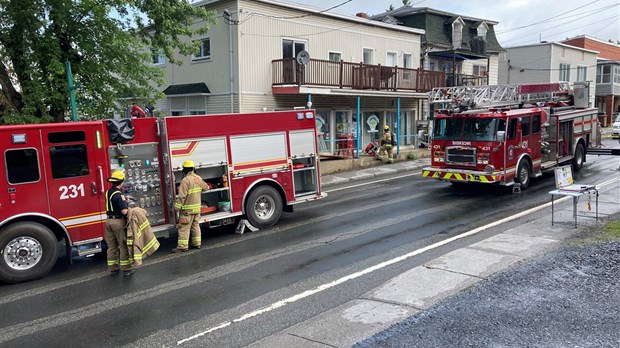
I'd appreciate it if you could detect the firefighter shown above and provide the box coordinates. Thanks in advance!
[105,170,134,276]
[376,125,394,163]
[130,102,146,118]
[173,160,209,253]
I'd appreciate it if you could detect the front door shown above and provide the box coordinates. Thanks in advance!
[42,125,107,243]
[1,129,48,216]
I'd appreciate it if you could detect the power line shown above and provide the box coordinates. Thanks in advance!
[495,0,604,34]
[256,0,355,20]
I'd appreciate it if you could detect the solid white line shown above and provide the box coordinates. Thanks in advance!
[178,178,620,346]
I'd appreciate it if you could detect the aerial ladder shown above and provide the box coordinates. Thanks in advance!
[428,82,572,110]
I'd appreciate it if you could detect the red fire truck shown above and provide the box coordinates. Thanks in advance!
[422,82,600,189]
[0,110,325,283]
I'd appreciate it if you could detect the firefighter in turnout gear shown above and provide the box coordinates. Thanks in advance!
[173,160,209,253]
[105,170,134,276]
[376,125,394,163]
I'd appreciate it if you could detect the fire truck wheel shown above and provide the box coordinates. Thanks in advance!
[245,186,283,228]
[0,222,58,284]
[572,143,585,172]
[515,160,531,190]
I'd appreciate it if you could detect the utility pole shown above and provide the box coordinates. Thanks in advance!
[65,60,78,122]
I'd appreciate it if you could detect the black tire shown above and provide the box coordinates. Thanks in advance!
[515,160,531,190]
[0,222,58,283]
[244,186,283,229]
[572,143,585,172]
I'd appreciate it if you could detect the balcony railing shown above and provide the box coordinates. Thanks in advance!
[272,58,447,92]
[446,73,488,87]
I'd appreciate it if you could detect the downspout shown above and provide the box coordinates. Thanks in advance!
[396,97,401,156]
[356,96,361,158]
[229,12,234,113]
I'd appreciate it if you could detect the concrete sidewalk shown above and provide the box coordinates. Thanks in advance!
[250,178,620,348]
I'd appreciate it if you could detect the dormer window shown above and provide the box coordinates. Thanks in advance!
[451,17,465,50]
[477,22,489,39]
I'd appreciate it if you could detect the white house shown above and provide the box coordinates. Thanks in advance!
[498,42,598,106]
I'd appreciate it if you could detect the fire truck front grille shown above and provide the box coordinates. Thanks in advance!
[446,147,476,166]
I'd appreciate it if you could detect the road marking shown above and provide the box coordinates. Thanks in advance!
[176,177,620,345]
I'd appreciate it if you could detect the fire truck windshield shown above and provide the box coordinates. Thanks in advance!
[433,118,505,142]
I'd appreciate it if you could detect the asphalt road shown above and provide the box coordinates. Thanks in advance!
[1,143,619,348]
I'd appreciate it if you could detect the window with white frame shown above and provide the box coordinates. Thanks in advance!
[596,65,611,83]
[451,18,464,49]
[282,39,306,59]
[615,66,620,84]
[473,65,487,76]
[477,22,488,38]
[576,66,587,82]
[363,48,374,64]
[193,37,211,60]
[386,52,397,67]
[559,63,570,81]
[328,51,341,62]
[403,53,412,68]
[152,50,165,65]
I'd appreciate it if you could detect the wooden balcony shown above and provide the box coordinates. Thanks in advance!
[272,58,446,93]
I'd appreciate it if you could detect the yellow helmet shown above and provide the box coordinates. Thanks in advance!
[384,125,390,130]
[107,170,125,183]
[182,160,195,168]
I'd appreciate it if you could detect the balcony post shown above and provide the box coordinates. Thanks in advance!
[339,60,343,89]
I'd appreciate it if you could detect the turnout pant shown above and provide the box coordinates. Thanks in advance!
[177,213,201,250]
[105,218,132,271]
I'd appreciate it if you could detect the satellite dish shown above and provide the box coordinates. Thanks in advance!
[296,50,310,65]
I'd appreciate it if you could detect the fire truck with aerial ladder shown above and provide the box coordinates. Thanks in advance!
[422,82,601,189]
[0,110,325,283]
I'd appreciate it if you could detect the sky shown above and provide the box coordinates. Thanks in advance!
[287,0,620,47]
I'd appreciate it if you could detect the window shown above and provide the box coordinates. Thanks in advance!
[189,110,206,115]
[171,111,184,116]
[559,63,570,81]
[152,50,165,65]
[283,39,306,59]
[507,118,518,140]
[6,148,40,184]
[386,52,397,67]
[451,19,464,49]
[615,66,620,84]
[473,65,488,76]
[532,115,541,134]
[363,48,374,64]
[50,144,89,179]
[576,66,586,82]
[521,116,530,136]
[403,54,412,68]
[193,37,211,60]
[328,52,341,62]
[596,65,611,83]
[477,23,488,38]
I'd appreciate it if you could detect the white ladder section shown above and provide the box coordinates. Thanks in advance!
[429,82,571,109]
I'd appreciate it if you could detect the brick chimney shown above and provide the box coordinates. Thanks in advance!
[356,12,368,18]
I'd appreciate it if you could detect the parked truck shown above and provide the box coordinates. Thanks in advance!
[0,110,325,283]
[422,82,600,189]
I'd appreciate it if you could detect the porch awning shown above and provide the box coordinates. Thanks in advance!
[163,83,210,96]
[428,50,487,60]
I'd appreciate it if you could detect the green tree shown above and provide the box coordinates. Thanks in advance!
[387,4,395,11]
[0,0,215,123]
[402,0,412,5]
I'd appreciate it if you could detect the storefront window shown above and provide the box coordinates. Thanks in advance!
[316,111,331,154]
[362,111,381,148]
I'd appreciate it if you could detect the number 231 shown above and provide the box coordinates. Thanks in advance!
[59,184,85,200]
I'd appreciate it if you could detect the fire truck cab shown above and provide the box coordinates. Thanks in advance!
[422,82,600,189]
[0,110,325,283]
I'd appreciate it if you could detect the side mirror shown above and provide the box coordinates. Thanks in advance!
[496,130,506,142]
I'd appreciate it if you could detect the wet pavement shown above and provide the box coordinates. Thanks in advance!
[249,128,620,347]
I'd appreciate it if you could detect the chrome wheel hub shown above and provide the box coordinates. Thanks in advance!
[254,195,275,219]
[3,236,43,270]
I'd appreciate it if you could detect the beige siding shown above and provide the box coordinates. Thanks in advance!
[237,0,421,95]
